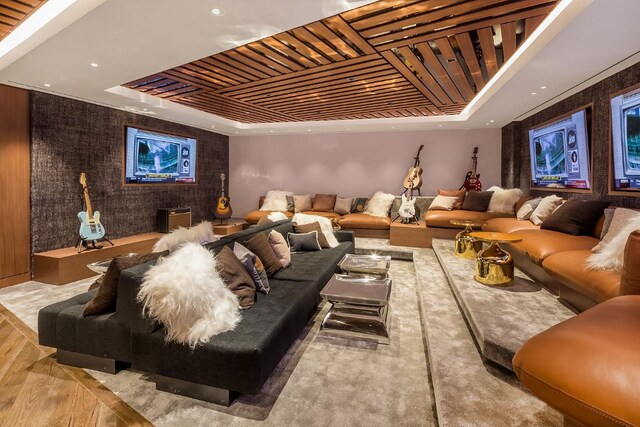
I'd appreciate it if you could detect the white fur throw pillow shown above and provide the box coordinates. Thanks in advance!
[587,216,640,272]
[292,213,339,248]
[363,191,395,218]
[593,208,640,252]
[138,243,241,349]
[428,195,458,211]
[153,221,217,253]
[260,190,293,211]
[530,195,563,225]
[267,211,288,222]
[487,186,525,214]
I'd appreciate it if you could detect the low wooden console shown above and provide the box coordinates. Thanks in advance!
[33,232,162,285]
[390,221,430,248]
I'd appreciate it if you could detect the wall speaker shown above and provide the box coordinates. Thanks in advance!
[157,207,191,233]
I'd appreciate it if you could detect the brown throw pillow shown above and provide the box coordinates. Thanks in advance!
[541,199,611,236]
[438,189,465,210]
[215,246,256,309]
[83,251,168,316]
[461,191,494,212]
[244,232,282,277]
[294,222,329,248]
[312,194,337,212]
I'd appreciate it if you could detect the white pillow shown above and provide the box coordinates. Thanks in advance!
[587,216,640,272]
[428,195,458,211]
[153,221,217,253]
[292,213,339,248]
[260,190,293,211]
[363,191,395,218]
[138,243,241,349]
[334,197,353,215]
[530,195,563,225]
[487,186,524,214]
[593,208,640,252]
[516,197,542,221]
[266,211,288,222]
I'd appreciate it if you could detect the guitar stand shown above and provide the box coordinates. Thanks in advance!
[400,188,421,196]
[76,235,114,254]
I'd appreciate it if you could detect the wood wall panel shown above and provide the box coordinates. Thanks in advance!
[0,84,30,287]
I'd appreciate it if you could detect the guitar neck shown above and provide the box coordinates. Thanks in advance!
[83,188,93,218]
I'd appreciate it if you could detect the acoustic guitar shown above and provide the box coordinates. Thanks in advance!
[403,144,425,191]
[461,147,482,191]
[78,173,106,241]
[214,173,233,219]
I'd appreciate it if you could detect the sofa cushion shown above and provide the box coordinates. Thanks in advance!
[312,194,337,212]
[483,218,540,234]
[425,210,511,228]
[216,246,256,309]
[509,229,599,265]
[245,210,293,224]
[438,189,465,209]
[513,296,640,427]
[541,199,610,236]
[461,190,494,212]
[244,233,282,277]
[338,213,391,230]
[542,250,621,304]
[299,210,341,220]
[293,222,329,248]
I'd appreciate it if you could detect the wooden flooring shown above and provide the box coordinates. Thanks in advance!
[0,304,151,426]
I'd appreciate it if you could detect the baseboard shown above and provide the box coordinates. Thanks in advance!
[156,375,237,406]
[0,272,31,288]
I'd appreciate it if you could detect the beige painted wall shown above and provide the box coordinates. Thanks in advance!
[229,129,502,217]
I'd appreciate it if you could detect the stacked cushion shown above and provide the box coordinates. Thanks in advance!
[437,189,465,209]
[294,222,330,248]
[245,233,283,277]
[216,246,257,309]
[233,243,270,294]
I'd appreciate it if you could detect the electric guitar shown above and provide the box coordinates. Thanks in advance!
[461,147,482,191]
[214,173,232,219]
[403,144,424,191]
[78,173,106,241]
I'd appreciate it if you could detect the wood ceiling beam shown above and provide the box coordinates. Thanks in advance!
[500,21,517,62]
[324,15,377,55]
[477,27,499,79]
[433,37,475,102]
[454,32,485,91]
[397,46,453,105]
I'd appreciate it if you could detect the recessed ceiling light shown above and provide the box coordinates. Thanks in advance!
[371,92,377,95]
[531,92,537,95]
[540,86,547,89]
[391,126,395,129]
[90,62,98,67]
[347,77,356,82]
[307,129,311,132]
[486,122,490,125]
[234,131,238,134]
[211,125,215,128]
[490,119,495,123]
[438,124,442,128]
[43,83,51,87]
[142,108,148,111]
[211,8,224,15]
[269,130,273,133]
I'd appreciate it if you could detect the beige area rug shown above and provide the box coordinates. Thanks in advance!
[0,262,436,426]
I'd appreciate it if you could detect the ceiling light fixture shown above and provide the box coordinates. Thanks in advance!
[90,62,98,67]
[540,86,547,89]
[438,124,442,128]
[211,125,215,128]
[531,92,537,95]
[490,119,495,123]
[211,8,224,16]
[43,83,51,87]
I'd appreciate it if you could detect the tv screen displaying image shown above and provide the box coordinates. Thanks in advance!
[124,127,196,184]
[528,109,591,190]
[611,87,640,191]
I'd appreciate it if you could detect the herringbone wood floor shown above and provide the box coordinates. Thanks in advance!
[0,304,151,426]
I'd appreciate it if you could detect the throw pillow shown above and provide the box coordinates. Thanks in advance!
[428,195,458,211]
[153,221,216,253]
[516,197,542,221]
[268,230,291,268]
[334,197,353,215]
[83,251,168,316]
[529,195,563,225]
[138,243,241,349]
[593,208,640,252]
[292,213,339,247]
[260,190,293,211]
[288,231,322,252]
[487,186,525,214]
[312,194,337,212]
[257,215,273,226]
[351,197,368,213]
[620,230,640,295]
[599,208,616,239]
[216,246,257,309]
[438,189,465,209]
[587,216,640,272]
[233,242,270,294]
[293,194,312,213]
[244,232,283,277]
[461,191,494,212]
[286,195,295,213]
[541,200,611,236]
[294,222,329,248]
[363,191,395,218]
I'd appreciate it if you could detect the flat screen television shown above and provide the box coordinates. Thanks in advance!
[124,127,197,184]
[610,86,640,192]
[528,109,591,190]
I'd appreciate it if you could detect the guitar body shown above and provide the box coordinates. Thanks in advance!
[78,210,105,240]
[403,166,423,190]
[462,173,482,191]
[215,196,233,219]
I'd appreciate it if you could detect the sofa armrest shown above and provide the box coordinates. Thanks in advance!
[621,230,640,295]
[334,230,355,244]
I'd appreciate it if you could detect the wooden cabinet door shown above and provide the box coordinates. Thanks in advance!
[0,85,30,284]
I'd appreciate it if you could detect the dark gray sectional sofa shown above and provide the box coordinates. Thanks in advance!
[38,219,355,404]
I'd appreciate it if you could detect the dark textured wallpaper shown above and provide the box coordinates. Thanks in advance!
[501,60,640,209]
[31,92,229,253]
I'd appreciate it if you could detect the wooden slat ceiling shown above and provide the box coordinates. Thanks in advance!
[0,0,47,41]
[124,0,560,123]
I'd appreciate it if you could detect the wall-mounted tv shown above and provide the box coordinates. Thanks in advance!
[528,109,591,190]
[611,86,640,192]
[124,127,197,184]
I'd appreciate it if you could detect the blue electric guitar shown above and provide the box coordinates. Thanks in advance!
[78,173,106,241]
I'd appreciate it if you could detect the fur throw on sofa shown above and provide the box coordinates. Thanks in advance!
[153,221,217,253]
[364,191,395,218]
[587,216,640,272]
[487,186,524,214]
[138,243,241,349]
[292,213,339,248]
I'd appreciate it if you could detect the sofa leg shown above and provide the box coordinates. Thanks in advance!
[56,349,125,374]
[155,375,237,406]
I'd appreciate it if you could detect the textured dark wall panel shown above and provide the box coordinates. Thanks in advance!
[501,60,640,208]
[31,92,229,253]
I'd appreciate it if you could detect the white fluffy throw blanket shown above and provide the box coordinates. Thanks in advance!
[292,213,339,248]
[153,221,217,253]
[587,216,640,272]
[138,243,241,349]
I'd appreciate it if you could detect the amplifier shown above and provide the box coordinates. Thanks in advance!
[157,207,192,233]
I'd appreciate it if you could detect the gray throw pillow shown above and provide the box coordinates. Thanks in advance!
[461,191,494,212]
[516,197,542,220]
[600,207,616,239]
[288,231,321,252]
[233,242,270,294]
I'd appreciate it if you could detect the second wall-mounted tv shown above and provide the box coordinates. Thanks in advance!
[528,108,591,190]
[611,86,640,192]
[124,127,197,184]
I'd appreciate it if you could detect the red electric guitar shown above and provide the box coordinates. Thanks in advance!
[461,147,482,191]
